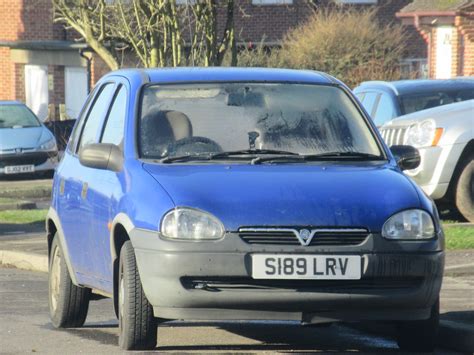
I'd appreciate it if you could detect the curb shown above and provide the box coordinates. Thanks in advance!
[0,250,48,273]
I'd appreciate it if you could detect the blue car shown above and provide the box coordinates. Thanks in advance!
[47,68,444,351]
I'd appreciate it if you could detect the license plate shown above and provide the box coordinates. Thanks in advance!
[4,165,35,174]
[252,254,361,280]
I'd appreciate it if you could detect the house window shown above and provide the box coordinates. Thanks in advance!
[335,0,377,4]
[400,58,428,79]
[252,0,293,5]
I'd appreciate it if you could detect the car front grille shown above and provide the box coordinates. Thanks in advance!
[0,152,50,168]
[379,127,408,146]
[181,277,423,291]
[239,228,369,246]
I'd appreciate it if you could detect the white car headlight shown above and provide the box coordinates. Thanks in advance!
[161,208,225,240]
[405,119,443,148]
[40,138,57,151]
[382,209,435,240]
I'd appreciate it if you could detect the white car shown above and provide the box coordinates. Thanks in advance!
[379,100,474,222]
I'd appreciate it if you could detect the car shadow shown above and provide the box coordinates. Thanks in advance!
[155,321,399,352]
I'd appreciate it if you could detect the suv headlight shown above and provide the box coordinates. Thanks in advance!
[161,208,225,240]
[382,209,435,240]
[405,119,443,148]
[40,138,57,151]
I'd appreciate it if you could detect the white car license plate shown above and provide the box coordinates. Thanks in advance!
[252,254,361,280]
[4,165,35,174]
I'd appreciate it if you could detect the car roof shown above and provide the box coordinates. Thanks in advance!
[355,78,474,96]
[105,67,337,86]
[0,100,25,106]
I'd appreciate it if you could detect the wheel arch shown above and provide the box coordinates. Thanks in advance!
[445,139,474,202]
[45,207,79,285]
[110,213,135,317]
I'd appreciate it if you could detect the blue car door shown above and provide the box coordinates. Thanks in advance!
[58,82,116,283]
[85,80,129,291]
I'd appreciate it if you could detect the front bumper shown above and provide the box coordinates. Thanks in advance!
[406,143,465,200]
[130,229,444,323]
[0,151,58,175]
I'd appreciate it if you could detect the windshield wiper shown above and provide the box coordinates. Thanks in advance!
[210,149,300,158]
[159,149,299,164]
[251,151,385,164]
[159,154,213,163]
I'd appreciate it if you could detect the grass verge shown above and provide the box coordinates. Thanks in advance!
[0,209,48,225]
[444,226,474,250]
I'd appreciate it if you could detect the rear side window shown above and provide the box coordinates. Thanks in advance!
[359,92,380,117]
[101,85,127,146]
[372,93,395,126]
[400,89,474,115]
[76,83,115,153]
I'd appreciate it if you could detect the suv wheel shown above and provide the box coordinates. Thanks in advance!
[396,299,439,352]
[49,234,91,328]
[455,158,474,222]
[118,241,157,350]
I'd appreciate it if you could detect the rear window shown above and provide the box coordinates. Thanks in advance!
[0,104,40,128]
[400,89,474,115]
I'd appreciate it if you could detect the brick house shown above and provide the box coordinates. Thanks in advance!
[397,0,474,78]
[0,0,452,122]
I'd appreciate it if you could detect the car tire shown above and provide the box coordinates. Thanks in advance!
[455,157,474,223]
[118,241,157,350]
[49,234,91,328]
[396,298,439,352]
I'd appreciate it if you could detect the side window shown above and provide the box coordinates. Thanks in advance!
[76,83,115,153]
[101,85,127,146]
[361,92,381,117]
[68,86,99,152]
[373,93,395,126]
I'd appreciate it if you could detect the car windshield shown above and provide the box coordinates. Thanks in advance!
[0,104,40,128]
[139,83,382,162]
[400,89,474,115]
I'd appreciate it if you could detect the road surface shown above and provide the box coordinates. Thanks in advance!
[0,268,461,354]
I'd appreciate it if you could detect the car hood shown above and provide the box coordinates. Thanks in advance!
[0,126,44,150]
[143,163,421,232]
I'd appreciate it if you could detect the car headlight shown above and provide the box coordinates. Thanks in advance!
[160,208,225,240]
[382,209,435,240]
[405,119,443,148]
[40,138,57,151]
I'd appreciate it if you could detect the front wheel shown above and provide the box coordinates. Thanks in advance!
[396,299,439,352]
[118,241,157,350]
[49,234,91,328]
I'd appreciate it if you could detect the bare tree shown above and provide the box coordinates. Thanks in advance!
[53,0,237,69]
[53,0,121,70]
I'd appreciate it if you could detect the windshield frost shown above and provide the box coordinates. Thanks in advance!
[139,83,380,160]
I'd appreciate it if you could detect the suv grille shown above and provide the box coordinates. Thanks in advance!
[379,127,408,146]
[239,228,368,246]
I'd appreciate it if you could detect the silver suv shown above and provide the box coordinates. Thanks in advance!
[380,100,474,222]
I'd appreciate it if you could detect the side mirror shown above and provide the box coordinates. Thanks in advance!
[390,145,420,171]
[79,143,123,172]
